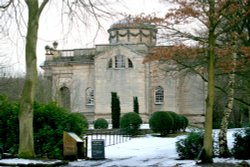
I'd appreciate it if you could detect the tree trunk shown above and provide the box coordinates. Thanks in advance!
[201,0,215,163]
[219,54,236,158]
[202,41,215,164]
[19,0,48,158]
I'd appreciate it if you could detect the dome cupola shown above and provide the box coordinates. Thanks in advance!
[108,17,157,46]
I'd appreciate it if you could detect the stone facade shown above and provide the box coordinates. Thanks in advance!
[41,21,205,126]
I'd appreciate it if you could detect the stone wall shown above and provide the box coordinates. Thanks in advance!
[149,61,179,114]
[94,45,149,122]
[177,73,206,126]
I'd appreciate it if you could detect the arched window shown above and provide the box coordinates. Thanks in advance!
[128,58,133,68]
[155,86,164,104]
[108,55,133,69]
[86,87,94,105]
[108,58,112,68]
[60,86,71,110]
[115,55,125,68]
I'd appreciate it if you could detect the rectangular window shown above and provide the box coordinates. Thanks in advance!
[86,88,94,105]
[155,86,164,104]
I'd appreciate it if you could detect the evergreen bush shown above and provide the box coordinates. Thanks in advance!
[179,115,189,132]
[94,118,109,129]
[120,112,142,136]
[0,98,88,159]
[176,130,204,160]
[0,95,19,154]
[167,111,182,132]
[33,102,88,159]
[232,127,250,159]
[149,111,174,136]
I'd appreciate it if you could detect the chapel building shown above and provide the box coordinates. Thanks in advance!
[41,20,206,127]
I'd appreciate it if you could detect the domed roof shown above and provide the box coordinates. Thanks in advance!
[108,16,157,46]
[109,16,156,30]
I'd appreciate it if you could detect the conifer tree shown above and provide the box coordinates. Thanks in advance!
[133,96,139,114]
[111,92,120,129]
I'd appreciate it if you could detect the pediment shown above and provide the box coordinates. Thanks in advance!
[95,44,148,60]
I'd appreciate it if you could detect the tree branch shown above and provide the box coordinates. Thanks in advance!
[0,0,13,9]
[38,0,49,17]
[173,58,250,107]
[159,25,207,44]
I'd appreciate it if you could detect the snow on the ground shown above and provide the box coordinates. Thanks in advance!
[75,134,196,167]
[67,128,249,167]
[0,128,249,167]
[0,158,62,165]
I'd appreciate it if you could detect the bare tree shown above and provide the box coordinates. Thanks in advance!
[140,0,250,163]
[0,0,121,158]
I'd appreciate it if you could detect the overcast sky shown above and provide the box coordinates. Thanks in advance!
[0,0,172,75]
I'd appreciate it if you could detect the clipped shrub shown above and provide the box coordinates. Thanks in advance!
[0,95,19,154]
[179,115,189,132]
[232,127,250,159]
[94,118,109,129]
[167,111,182,132]
[176,130,204,160]
[120,112,142,136]
[33,102,88,159]
[149,111,174,136]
